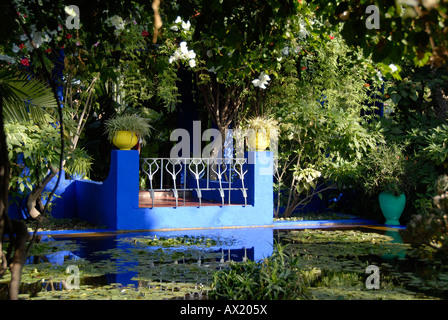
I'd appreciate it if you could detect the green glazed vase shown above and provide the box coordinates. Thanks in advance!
[379,191,406,226]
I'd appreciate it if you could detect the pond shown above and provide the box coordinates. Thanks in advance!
[1,225,447,300]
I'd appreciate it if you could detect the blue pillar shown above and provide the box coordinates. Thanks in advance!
[246,151,274,220]
[109,150,140,230]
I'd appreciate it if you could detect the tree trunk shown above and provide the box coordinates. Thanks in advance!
[8,220,28,300]
[26,166,59,220]
[0,95,28,300]
[0,97,10,278]
[196,71,247,161]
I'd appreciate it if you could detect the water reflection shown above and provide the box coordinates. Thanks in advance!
[3,225,447,300]
[32,227,274,289]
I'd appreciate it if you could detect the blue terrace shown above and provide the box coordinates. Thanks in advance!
[28,150,275,231]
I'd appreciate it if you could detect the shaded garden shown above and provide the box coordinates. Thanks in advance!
[0,0,447,300]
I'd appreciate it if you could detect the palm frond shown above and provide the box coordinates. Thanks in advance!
[0,68,57,124]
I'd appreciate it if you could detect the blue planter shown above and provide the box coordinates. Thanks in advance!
[379,191,406,226]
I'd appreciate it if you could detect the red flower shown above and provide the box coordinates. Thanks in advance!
[45,48,52,53]
[141,30,149,37]
[20,58,30,66]
[302,66,307,70]
[66,34,72,39]
[364,83,370,87]
[329,35,334,40]
[19,43,25,50]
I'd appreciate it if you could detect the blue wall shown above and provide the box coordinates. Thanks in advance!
[30,150,274,231]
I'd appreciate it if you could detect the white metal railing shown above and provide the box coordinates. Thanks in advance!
[140,157,248,208]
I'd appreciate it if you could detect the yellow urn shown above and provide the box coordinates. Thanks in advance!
[248,132,270,151]
[112,131,138,150]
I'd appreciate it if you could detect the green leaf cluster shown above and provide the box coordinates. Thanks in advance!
[210,244,311,300]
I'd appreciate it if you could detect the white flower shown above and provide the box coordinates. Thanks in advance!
[170,25,179,31]
[12,44,20,53]
[173,50,181,60]
[281,46,290,56]
[109,15,125,30]
[294,45,302,54]
[252,72,271,89]
[175,16,182,24]
[377,70,383,81]
[179,41,188,55]
[389,63,398,73]
[42,32,52,43]
[182,20,191,31]
[187,50,196,60]
[168,41,197,68]
[64,6,77,17]
[33,32,43,48]
[298,19,308,39]
[206,50,213,58]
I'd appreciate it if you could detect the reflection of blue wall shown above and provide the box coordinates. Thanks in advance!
[110,228,273,286]
[46,228,273,287]
[16,151,274,232]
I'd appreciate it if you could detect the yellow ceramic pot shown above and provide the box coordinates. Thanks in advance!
[112,131,138,150]
[248,132,270,151]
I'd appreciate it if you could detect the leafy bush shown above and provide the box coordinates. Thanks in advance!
[405,175,448,257]
[359,143,412,196]
[210,244,311,300]
[266,35,382,217]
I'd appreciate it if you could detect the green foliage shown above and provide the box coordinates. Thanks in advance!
[243,116,279,132]
[5,122,61,198]
[0,68,57,124]
[266,34,382,216]
[64,148,93,177]
[5,121,93,209]
[104,113,153,142]
[210,244,311,300]
[376,63,448,218]
[312,0,448,68]
[405,175,448,258]
[131,235,220,248]
[359,143,412,196]
[191,0,306,84]
[422,124,448,166]
[384,65,448,119]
